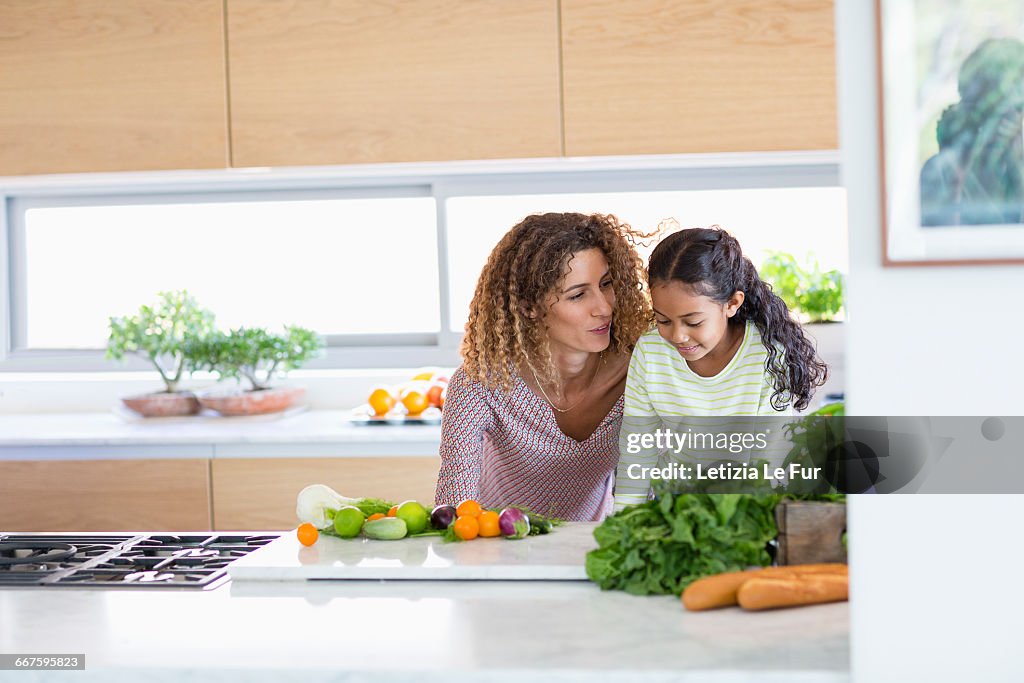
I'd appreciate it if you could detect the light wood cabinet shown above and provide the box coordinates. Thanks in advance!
[211,457,441,530]
[560,0,837,155]
[0,0,228,176]
[0,459,211,531]
[226,0,562,167]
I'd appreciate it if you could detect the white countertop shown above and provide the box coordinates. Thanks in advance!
[0,410,441,459]
[0,579,849,682]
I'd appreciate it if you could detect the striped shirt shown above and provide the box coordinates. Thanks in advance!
[434,366,622,521]
[613,321,792,511]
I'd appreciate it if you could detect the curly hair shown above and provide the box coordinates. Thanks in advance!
[647,227,828,412]
[461,212,653,392]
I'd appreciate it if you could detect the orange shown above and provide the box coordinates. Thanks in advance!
[387,505,399,517]
[426,381,446,408]
[401,390,430,416]
[478,510,500,537]
[366,513,386,522]
[368,387,396,416]
[456,499,482,518]
[296,523,319,547]
[453,515,479,541]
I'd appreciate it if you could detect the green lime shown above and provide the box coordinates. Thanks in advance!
[395,500,429,534]
[333,506,365,538]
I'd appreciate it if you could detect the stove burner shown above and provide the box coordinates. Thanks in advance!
[0,542,77,566]
[0,533,278,589]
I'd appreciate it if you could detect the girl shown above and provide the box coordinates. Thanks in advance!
[613,226,828,510]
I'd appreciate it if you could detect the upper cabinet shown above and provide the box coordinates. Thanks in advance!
[0,0,228,176]
[226,0,562,167]
[560,0,837,155]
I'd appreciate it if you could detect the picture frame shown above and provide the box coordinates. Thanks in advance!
[876,0,1024,266]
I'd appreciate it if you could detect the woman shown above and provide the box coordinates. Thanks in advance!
[434,212,652,521]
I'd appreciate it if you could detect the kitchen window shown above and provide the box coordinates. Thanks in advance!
[0,153,843,372]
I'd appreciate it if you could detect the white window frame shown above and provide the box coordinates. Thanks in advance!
[0,151,839,373]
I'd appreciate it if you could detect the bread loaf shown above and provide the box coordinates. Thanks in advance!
[681,563,847,611]
[736,573,849,611]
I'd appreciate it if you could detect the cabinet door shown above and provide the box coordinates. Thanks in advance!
[0,0,228,175]
[227,0,561,167]
[561,0,837,155]
[0,459,212,531]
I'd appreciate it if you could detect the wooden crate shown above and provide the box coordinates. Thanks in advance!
[775,500,847,566]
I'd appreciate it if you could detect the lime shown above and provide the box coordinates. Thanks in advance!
[333,506,366,538]
[395,500,429,534]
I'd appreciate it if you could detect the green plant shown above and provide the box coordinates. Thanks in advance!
[759,251,844,323]
[106,290,215,393]
[188,325,323,391]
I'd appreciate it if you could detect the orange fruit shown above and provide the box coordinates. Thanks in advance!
[478,510,500,537]
[387,505,399,517]
[366,513,386,522]
[453,515,479,541]
[368,387,396,416]
[456,499,482,518]
[401,389,430,416]
[439,386,447,408]
[296,523,319,547]
[426,381,446,408]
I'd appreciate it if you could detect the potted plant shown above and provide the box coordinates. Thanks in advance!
[188,325,324,416]
[106,290,215,417]
[759,251,845,364]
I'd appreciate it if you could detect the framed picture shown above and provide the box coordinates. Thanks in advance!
[876,0,1024,265]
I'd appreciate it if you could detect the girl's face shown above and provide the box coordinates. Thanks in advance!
[541,248,615,355]
[651,280,743,361]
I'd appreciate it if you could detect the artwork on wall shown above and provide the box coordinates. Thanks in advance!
[877,0,1024,265]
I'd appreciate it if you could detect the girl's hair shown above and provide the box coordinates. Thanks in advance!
[462,212,652,392]
[647,226,827,411]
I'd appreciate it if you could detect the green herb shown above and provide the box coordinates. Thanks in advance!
[586,494,779,595]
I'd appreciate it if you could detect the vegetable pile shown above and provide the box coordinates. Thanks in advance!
[586,493,779,596]
[294,484,561,546]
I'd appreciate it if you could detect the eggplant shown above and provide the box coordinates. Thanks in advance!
[498,507,531,539]
[430,504,457,530]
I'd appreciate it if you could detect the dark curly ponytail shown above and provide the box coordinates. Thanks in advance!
[647,226,827,411]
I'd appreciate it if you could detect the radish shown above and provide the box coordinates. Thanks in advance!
[498,507,531,539]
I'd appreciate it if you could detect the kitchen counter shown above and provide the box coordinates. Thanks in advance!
[0,409,441,459]
[0,579,849,682]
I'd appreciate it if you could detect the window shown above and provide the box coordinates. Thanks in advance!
[1,154,843,371]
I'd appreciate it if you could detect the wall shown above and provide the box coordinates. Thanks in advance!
[836,1,1024,681]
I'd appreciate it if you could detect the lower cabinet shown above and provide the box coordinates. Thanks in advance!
[0,459,212,532]
[210,457,441,531]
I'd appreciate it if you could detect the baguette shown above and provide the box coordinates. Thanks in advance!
[736,573,849,611]
[682,563,847,611]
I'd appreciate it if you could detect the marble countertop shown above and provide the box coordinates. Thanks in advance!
[0,410,441,459]
[0,579,849,682]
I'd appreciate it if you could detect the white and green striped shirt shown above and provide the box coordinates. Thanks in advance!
[614,321,792,511]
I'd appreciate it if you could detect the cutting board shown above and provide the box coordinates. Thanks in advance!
[228,522,598,581]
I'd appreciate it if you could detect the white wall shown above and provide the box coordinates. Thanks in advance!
[837,1,1024,681]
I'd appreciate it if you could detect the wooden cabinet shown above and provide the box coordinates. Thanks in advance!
[0,459,211,531]
[226,0,562,167]
[0,0,228,176]
[210,457,440,530]
[560,0,837,155]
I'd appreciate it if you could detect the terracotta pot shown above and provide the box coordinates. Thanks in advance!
[197,386,305,417]
[122,391,201,417]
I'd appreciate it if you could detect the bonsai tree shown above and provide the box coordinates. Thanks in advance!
[188,326,324,391]
[759,251,844,323]
[106,290,215,393]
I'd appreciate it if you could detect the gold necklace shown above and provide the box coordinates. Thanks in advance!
[533,353,604,414]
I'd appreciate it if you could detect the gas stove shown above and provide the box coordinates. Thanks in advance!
[0,532,280,589]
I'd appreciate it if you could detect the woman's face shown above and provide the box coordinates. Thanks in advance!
[651,280,743,361]
[541,248,615,355]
